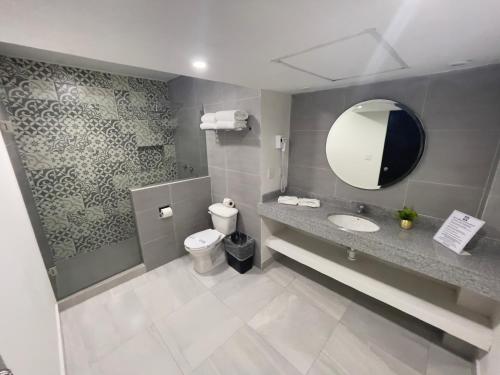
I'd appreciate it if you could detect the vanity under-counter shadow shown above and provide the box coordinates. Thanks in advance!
[259,196,499,360]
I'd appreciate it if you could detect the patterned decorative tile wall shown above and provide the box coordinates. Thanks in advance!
[0,56,178,261]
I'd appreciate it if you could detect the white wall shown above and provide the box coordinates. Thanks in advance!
[260,90,292,194]
[0,134,62,375]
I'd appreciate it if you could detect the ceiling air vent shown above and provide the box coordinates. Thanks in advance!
[272,28,408,82]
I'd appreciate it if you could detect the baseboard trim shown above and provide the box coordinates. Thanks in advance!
[261,253,282,270]
[58,263,146,311]
[55,304,66,375]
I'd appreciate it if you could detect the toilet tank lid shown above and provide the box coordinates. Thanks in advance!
[209,203,238,218]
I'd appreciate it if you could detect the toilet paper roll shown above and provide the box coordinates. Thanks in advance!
[223,198,235,208]
[159,206,173,218]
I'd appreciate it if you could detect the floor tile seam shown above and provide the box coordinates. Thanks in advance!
[340,320,429,375]
[310,348,351,375]
[133,284,189,325]
[184,263,224,291]
[241,320,300,375]
[246,286,291,322]
[150,262,211,302]
[206,273,285,321]
[206,287,250,322]
[196,267,240,290]
[276,275,297,288]
[191,359,223,375]
[149,264,210,301]
[423,340,433,375]
[284,276,354,320]
[360,309,435,352]
[365,338,428,375]
[60,321,92,372]
[80,299,131,362]
[337,299,354,320]
[245,287,334,375]
[305,316,342,375]
[105,288,156,334]
[148,320,188,375]
[86,321,158,367]
[188,321,246,374]
[149,323,185,375]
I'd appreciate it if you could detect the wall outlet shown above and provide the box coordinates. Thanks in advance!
[275,135,283,149]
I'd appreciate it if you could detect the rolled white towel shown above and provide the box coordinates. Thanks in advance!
[298,198,320,208]
[215,120,247,130]
[201,113,216,123]
[200,122,217,130]
[215,110,249,121]
[278,196,299,205]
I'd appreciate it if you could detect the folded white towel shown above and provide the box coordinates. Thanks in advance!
[278,196,299,205]
[215,110,249,121]
[200,122,217,130]
[298,198,320,208]
[215,120,247,130]
[201,113,216,123]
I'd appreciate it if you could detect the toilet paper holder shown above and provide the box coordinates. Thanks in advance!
[158,205,173,219]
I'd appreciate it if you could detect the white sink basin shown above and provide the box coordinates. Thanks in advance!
[328,214,380,232]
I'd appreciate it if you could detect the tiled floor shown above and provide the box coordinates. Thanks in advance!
[60,255,474,375]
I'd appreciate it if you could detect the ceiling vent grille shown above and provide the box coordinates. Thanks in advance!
[272,28,408,82]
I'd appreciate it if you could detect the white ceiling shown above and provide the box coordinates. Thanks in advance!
[278,29,406,82]
[1,0,500,93]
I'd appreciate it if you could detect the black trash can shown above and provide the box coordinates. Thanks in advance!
[224,231,255,274]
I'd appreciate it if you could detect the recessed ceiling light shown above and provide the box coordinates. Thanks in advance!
[192,60,207,70]
[357,105,363,109]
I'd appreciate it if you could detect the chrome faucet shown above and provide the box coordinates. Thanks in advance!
[356,203,365,214]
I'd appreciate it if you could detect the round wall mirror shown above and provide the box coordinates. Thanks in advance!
[326,99,425,190]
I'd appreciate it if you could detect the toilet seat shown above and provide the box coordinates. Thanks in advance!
[184,229,224,252]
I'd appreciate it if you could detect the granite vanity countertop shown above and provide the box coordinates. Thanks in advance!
[258,200,500,302]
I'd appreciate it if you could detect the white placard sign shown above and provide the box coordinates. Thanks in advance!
[433,210,485,254]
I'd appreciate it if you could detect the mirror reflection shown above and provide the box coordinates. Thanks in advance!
[326,99,425,190]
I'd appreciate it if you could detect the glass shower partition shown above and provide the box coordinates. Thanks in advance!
[0,55,206,299]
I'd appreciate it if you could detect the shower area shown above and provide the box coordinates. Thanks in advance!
[0,55,207,299]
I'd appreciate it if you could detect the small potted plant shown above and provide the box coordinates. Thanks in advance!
[397,207,418,230]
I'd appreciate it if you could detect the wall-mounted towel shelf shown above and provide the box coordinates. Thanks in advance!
[201,125,252,132]
[200,109,250,132]
[212,126,252,132]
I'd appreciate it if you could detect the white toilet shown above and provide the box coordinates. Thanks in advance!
[184,203,238,274]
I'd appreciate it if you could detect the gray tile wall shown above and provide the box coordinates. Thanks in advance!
[168,77,263,265]
[289,65,500,236]
[131,176,212,270]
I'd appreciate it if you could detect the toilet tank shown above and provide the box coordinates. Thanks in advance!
[208,203,238,235]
